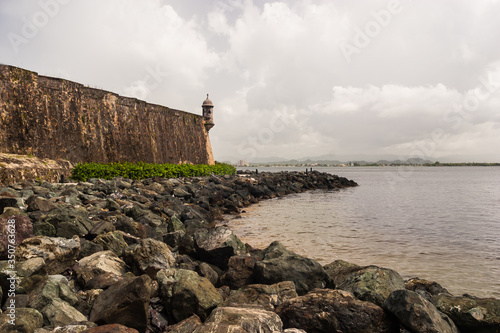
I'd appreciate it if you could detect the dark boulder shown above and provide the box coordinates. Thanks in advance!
[277,288,398,333]
[431,293,500,333]
[405,277,451,300]
[75,250,128,289]
[90,274,153,333]
[221,281,297,311]
[42,206,93,238]
[337,265,405,307]
[220,255,257,289]
[16,236,80,274]
[93,231,128,256]
[27,274,87,327]
[193,226,247,269]
[384,289,458,333]
[123,238,175,278]
[165,314,203,333]
[26,195,57,212]
[323,259,362,288]
[254,241,329,295]
[157,268,223,323]
[195,306,284,333]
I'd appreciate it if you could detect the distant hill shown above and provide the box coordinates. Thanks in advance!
[246,156,434,166]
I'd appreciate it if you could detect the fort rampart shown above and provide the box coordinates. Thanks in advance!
[0,64,214,165]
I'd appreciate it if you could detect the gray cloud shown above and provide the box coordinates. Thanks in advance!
[1,0,499,162]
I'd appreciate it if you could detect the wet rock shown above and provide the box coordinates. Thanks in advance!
[123,204,148,220]
[277,289,398,333]
[0,307,43,333]
[16,236,80,274]
[157,268,223,323]
[323,259,362,288]
[89,220,116,237]
[173,187,191,199]
[220,255,256,289]
[221,281,298,311]
[165,314,203,333]
[193,226,247,269]
[105,198,121,211]
[93,231,128,256]
[26,195,57,212]
[163,230,185,249]
[384,289,458,333]
[197,262,220,286]
[78,240,104,260]
[57,219,94,238]
[337,265,405,307]
[17,257,46,278]
[41,298,88,327]
[167,215,185,233]
[254,241,329,295]
[28,275,86,327]
[113,216,147,238]
[81,324,139,333]
[0,215,34,259]
[33,221,57,237]
[431,293,500,333]
[43,206,92,238]
[195,306,284,333]
[90,275,152,333]
[405,278,451,300]
[123,238,175,278]
[76,251,128,289]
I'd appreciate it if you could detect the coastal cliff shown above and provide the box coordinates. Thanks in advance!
[0,64,214,165]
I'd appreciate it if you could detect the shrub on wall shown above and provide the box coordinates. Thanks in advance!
[71,161,236,181]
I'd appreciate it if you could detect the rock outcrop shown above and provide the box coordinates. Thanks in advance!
[0,171,496,332]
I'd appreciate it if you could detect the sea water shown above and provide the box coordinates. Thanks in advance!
[227,166,500,298]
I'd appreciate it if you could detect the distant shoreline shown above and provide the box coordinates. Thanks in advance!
[241,162,500,167]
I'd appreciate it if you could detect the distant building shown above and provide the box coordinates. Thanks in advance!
[238,160,249,167]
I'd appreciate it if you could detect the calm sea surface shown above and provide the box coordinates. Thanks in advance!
[226,166,500,298]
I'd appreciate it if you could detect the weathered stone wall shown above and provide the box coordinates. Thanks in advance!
[0,153,72,185]
[0,64,214,165]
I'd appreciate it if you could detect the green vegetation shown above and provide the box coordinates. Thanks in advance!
[71,161,236,181]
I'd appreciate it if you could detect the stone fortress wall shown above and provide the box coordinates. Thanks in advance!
[0,64,214,166]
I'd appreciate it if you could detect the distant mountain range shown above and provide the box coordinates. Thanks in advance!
[218,153,500,165]
[247,157,434,166]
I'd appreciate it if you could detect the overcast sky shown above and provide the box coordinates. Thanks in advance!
[1,0,500,162]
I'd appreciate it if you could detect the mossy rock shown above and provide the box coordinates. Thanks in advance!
[33,221,56,237]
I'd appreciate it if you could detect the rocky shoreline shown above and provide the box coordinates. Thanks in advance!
[0,171,499,333]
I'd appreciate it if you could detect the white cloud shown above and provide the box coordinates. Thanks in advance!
[1,0,500,162]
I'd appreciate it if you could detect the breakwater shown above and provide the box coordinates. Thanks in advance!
[0,171,499,333]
